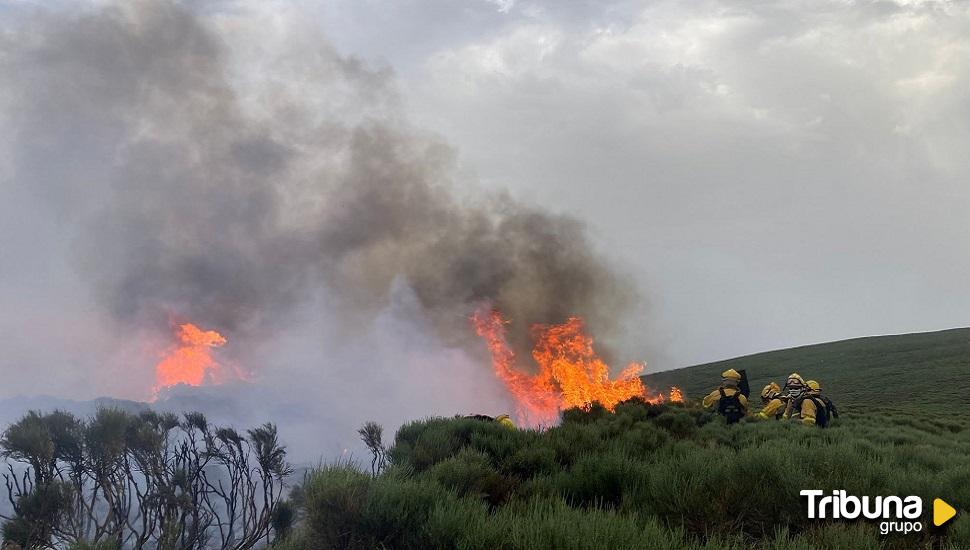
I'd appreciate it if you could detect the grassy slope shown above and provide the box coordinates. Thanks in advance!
[643,327,970,414]
[276,329,970,549]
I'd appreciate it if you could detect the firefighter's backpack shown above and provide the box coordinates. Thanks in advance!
[717,388,745,424]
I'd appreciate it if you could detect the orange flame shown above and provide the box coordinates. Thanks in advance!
[153,323,229,396]
[472,309,680,426]
[669,386,684,403]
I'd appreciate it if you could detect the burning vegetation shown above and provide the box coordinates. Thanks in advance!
[2,0,644,410]
[152,322,238,397]
[472,308,681,426]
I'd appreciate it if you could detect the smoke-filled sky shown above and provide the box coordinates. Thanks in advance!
[329,0,970,363]
[1,0,969,449]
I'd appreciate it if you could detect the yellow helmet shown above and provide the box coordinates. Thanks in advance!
[806,380,821,391]
[495,414,515,429]
[721,369,742,380]
[786,372,804,386]
[761,382,780,400]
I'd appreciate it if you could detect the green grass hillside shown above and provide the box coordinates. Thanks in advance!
[643,327,970,414]
[274,329,970,549]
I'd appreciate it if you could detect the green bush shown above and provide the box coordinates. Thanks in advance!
[561,402,609,425]
[947,514,970,549]
[283,402,970,549]
[299,464,461,549]
[497,497,684,550]
[654,410,697,438]
[299,464,373,548]
[501,441,558,478]
[556,451,646,508]
[427,448,515,505]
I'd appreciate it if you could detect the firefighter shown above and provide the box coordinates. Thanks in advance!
[702,368,748,423]
[463,413,516,429]
[495,414,516,429]
[756,381,785,420]
[790,380,838,427]
[783,372,806,392]
[810,380,839,420]
[757,373,807,420]
[760,382,781,404]
[778,372,808,419]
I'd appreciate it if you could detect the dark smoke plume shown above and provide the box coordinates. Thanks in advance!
[2,1,636,362]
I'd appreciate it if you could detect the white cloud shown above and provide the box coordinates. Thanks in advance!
[484,0,516,14]
[397,0,970,366]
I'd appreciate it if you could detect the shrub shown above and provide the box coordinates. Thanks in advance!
[427,449,515,505]
[498,498,684,550]
[555,451,645,508]
[561,402,609,425]
[299,464,373,548]
[948,514,970,549]
[613,397,666,422]
[542,423,606,466]
[283,402,970,549]
[611,422,668,457]
[654,411,697,438]
[501,442,558,478]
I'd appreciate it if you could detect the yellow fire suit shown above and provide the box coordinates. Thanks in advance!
[702,386,748,412]
[786,393,825,426]
[757,398,786,420]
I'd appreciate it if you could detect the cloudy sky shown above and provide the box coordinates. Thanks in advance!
[1,0,969,408]
[319,0,970,364]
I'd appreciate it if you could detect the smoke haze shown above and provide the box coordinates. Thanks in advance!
[7,0,970,459]
[0,1,637,458]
